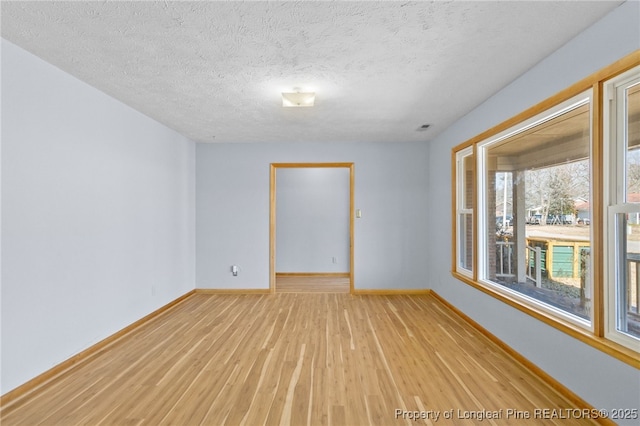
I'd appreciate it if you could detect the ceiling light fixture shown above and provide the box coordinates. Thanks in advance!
[282,90,315,107]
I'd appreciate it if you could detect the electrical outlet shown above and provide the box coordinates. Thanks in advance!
[332,257,337,264]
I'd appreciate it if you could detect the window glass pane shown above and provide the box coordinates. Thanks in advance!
[485,100,591,322]
[626,83,640,202]
[458,213,473,270]
[457,152,474,273]
[462,155,474,210]
[615,213,640,339]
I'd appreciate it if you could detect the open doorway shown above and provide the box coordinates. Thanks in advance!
[269,163,354,293]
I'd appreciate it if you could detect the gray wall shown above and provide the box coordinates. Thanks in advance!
[276,167,350,273]
[1,40,196,394]
[425,1,639,420]
[196,141,429,289]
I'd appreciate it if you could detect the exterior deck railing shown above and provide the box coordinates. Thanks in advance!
[526,245,542,288]
[495,241,514,278]
[626,254,640,316]
[494,240,638,319]
[494,241,542,289]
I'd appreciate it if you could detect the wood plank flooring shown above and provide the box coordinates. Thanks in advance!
[275,275,350,293]
[1,293,597,425]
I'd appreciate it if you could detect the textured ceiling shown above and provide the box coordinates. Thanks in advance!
[1,1,624,144]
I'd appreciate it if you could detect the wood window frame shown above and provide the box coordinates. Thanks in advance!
[451,50,640,368]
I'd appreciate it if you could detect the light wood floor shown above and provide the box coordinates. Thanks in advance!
[1,293,596,425]
[276,275,350,293]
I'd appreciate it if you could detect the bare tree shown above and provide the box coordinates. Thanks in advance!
[627,148,640,194]
[524,160,589,220]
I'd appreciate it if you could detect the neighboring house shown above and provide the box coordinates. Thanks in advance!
[627,194,640,224]
[526,206,543,219]
[577,195,640,224]
[574,199,590,223]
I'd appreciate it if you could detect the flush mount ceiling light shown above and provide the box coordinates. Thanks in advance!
[282,91,315,107]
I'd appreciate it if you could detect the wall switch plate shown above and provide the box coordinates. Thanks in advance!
[356,209,362,218]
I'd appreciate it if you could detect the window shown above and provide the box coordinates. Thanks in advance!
[477,93,593,328]
[455,147,474,276]
[605,66,640,350]
[452,53,640,365]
